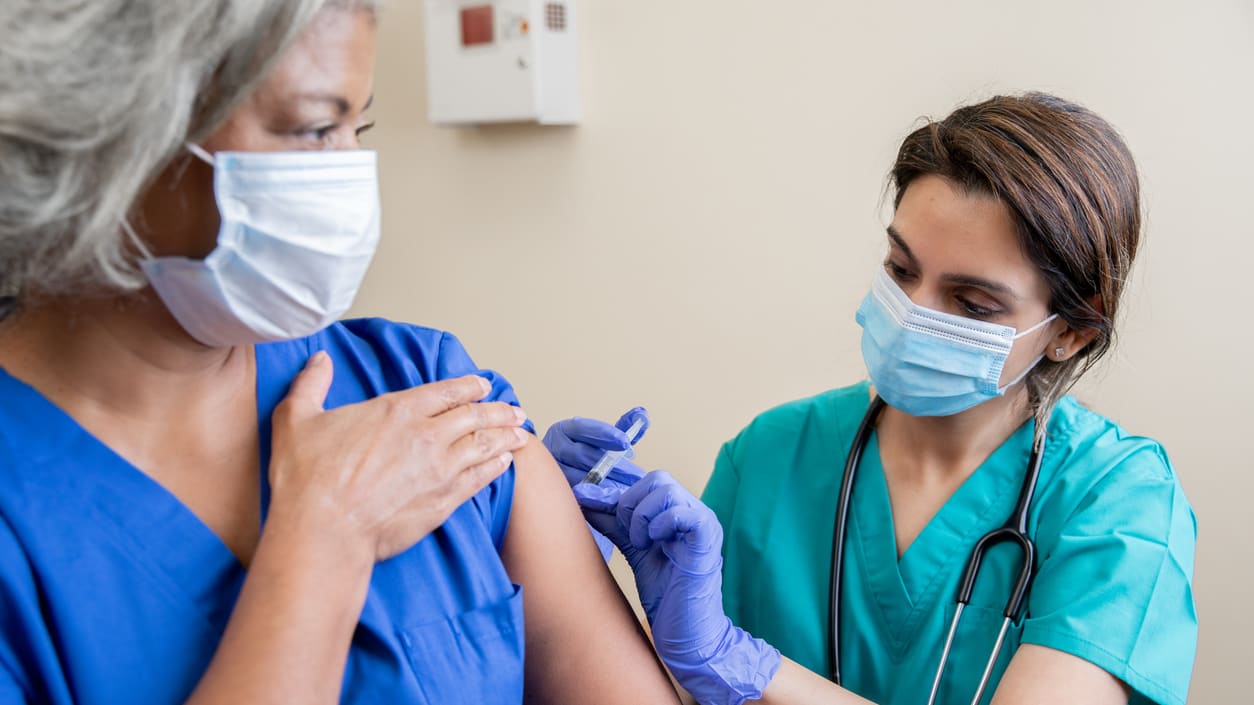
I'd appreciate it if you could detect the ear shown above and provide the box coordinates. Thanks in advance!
[1047,295,1104,362]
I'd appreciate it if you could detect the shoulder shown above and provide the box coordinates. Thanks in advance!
[721,381,872,467]
[276,318,525,410]
[286,320,527,546]
[1039,397,1191,528]
[1034,396,1195,561]
[1024,398,1197,705]
[707,381,871,507]
[313,318,475,381]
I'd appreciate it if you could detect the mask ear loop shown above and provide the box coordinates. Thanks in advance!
[120,218,154,262]
[186,143,215,165]
[999,313,1060,394]
[1011,313,1058,340]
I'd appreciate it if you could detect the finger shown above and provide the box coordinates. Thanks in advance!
[559,417,633,452]
[614,469,666,526]
[603,460,647,487]
[434,401,528,442]
[614,406,650,444]
[572,481,625,514]
[395,375,492,417]
[450,450,515,502]
[615,470,690,547]
[548,435,630,475]
[648,505,723,574]
[573,484,632,548]
[448,426,530,470]
[276,351,334,423]
[626,480,678,551]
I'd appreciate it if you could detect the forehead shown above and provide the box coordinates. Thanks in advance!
[251,8,376,108]
[891,175,1046,291]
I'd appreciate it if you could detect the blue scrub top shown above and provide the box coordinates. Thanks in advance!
[0,319,533,705]
[703,382,1197,705]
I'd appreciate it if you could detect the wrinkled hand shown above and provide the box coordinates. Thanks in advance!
[542,408,649,560]
[268,351,530,562]
[575,471,780,705]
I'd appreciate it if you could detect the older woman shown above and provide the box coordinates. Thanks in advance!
[0,2,678,704]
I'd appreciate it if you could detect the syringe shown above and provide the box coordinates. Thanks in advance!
[578,417,646,485]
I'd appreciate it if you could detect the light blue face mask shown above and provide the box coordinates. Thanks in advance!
[855,267,1058,417]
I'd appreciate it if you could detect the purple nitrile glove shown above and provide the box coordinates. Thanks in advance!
[542,408,650,561]
[574,471,781,705]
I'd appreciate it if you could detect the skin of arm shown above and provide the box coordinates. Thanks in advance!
[183,507,375,705]
[501,437,680,705]
[754,646,1127,705]
[989,645,1129,705]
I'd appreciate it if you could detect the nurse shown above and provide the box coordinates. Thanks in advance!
[546,93,1197,705]
[0,2,679,704]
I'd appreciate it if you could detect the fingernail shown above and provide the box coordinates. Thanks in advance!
[308,350,328,367]
[499,452,514,465]
[513,407,528,423]
[514,427,530,442]
[478,376,492,393]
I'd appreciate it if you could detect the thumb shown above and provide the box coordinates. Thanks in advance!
[280,351,334,421]
[573,483,630,547]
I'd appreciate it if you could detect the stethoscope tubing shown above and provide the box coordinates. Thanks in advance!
[827,396,885,686]
[828,395,1046,705]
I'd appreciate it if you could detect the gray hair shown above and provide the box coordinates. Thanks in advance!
[0,0,377,312]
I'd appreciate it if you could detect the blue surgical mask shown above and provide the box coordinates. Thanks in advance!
[855,267,1057,417]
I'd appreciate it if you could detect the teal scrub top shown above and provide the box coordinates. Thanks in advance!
[702,382,1196,705]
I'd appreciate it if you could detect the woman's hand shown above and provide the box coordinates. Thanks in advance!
[267,350,530,562]
[575,471,781,705]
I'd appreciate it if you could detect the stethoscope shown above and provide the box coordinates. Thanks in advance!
[827,396,1046,705]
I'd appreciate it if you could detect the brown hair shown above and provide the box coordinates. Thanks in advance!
[891,93,1142,439]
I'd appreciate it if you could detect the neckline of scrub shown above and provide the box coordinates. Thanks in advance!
[0,355,267,579]
[848,422,1032,648]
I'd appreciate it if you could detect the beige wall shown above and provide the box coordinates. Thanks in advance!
[354,1,1253,700]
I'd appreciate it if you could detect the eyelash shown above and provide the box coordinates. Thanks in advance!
[956,297,997,318]
[885,260,914,281]
[299,120,377,144]
[884,260,1001,319]
[300,125,337,143]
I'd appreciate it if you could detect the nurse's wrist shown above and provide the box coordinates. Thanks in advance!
[665,618,782,705]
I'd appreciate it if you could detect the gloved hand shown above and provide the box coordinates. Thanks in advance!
[575,471,781,705]
[542,408,650,560]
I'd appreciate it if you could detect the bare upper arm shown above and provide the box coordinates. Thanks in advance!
[500,436,680,705]
[991,644,1130,705]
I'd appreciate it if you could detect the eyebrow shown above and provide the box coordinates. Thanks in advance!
[885,225,1022,301]
[885,225,916,263]
[296,92,374,115]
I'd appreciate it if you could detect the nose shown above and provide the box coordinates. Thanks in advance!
[899,277,946,313]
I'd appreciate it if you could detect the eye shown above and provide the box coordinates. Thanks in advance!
[296,124,338,143]
[884,260,916,281]
[955,294,1000,319]
[355,120,377,137]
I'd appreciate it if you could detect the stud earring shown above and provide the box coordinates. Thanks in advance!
[1054,346,1066,359]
